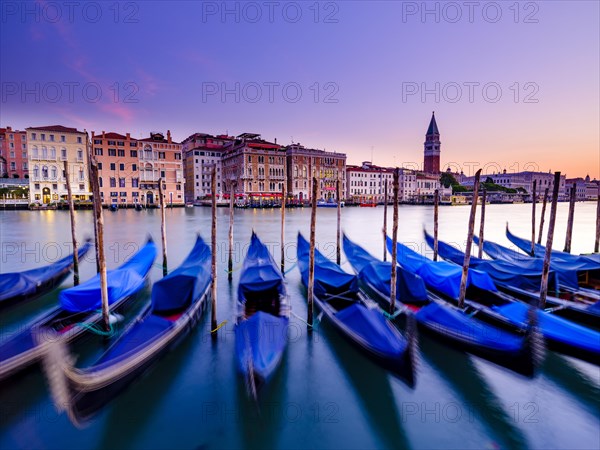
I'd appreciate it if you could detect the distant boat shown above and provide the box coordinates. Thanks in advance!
[359,202,377,207]
[135,203,143,211]
[235,233,289,396]
[0,239,157,382]
[43,235,212,422]
[109,204,118,211]
[0,241,92,310]
[317,199,343,208]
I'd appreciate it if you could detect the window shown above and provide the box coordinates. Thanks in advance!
[31,133,37,140]
[51,167,57,178]
[10,162,15,170]
[175,153,181,160]
[248,155,251,163]
[77,150,83,160]
[35,183,40,189]
[95,148,103,156]
[108,149,116,156]
[120,192,127,197]
[52,184,57,190]
[94,139,102,145]
[160,170,165,178]
[107,141,116,146]
[176,184,181,190]
[61,148,67,159]
[79,184,84,190]
[110,163,116,170]
[130,150,137,157]
[119,178,125,188]
[119,163,125,171]
[77,137,82,144]
[110,177,116,187]
[50,135,55,142]
[117,141,124,146]
[41,147,47,158]
[98,162,103,170]
[130,142,137,147]
[117,150,125,157]
[79,169,84,181]
[99,177,103,187]
[41,134,46,141]
[50,147,56,158]
[132,164,137,171]
[42,166,48,178]
[132,178,139,188]
[132,191,139,197]
[158,152,165,159]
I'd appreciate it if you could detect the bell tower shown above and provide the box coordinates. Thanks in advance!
[424,112,441,174]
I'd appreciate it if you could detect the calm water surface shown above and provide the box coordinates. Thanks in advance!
[1,203,599,450]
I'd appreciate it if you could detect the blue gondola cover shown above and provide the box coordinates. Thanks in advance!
[60,240,156,312]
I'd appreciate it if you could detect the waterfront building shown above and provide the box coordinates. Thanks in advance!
[27,125,90,204]
[221,133,285,204]
[0,126,28,179]
[423,112,441,174]
[346,162,417,203]
[137,131,184,206]
[565,176,599,202]
[181,133,234,202]
[285,143,346,203]
[91,131,140,207]
[461,170,567,200]
[584,176,599,200]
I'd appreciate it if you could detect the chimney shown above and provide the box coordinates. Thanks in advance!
[274,138,277,145]
[91,131,95,138]
[102,130,105,138]
[126,132,130,139]
[7,126,12,131]
[167,130,172,143]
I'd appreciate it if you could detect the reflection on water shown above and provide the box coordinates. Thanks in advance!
[0,203,599,449]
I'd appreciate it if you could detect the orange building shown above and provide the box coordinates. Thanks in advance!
[0,126,28,179]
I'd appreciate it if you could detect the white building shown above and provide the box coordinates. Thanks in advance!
[346,162,418,203]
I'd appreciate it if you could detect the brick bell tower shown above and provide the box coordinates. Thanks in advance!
[424,111,441,174]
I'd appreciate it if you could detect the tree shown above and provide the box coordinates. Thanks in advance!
[440,172,459,188]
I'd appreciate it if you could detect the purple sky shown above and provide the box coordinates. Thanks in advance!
[1,1,598,178]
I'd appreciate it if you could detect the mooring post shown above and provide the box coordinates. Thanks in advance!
[538,187,549,245]
[158,178,168,276]
[540,172,561,309]
[564,182,576,253]
[477,189,487,259]
[63,160,79,286]
[390,169,400,314]
[307,176,318,329]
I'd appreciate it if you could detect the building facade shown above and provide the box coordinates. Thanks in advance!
[221,133,286,202]
[0,126,28,179]
[136,131,184,206]
[91,131,141,206]
[462,170,567,200]
[27,125,90,204]
[423,112,441,174]
[346,162,417,203]
[286,143,346,202]
[181,133,233,202]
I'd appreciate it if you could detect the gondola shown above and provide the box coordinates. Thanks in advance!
[395,235,600,365]
[0,240,92,310]
[506,225,600,267]
[41,235,212,422]
[235,232,289,396]
[297,233,416,384]
[0,239,156,382]
[424,231,600,329]
[342,235,540,376]
[474,234,600,303]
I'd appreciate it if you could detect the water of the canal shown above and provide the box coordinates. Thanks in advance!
[1,202,598,449]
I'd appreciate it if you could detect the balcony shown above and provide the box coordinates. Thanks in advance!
[140,172,160,182]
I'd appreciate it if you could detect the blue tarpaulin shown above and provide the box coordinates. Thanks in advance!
[386,236,498,299]
[506,227,600,267]
[238,233,285,301]
[152,235,212,313]
[475,236,581,290]
[343,234,429,304]
[297,233,359,297]
[0,242,92,303]
[423,231,562,292]
[59,240,156,312]
[492,302,600,356]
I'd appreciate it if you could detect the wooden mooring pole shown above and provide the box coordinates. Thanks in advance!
[63,161,79,286]
[538,188,549,245]
[531,180,537,256]
[540,172,561,309]
[211,166,218,333]
[307,177,318,329]
[458,169,481,309]
[390,169,400,314]
[229,182,235,282]
[433,188,439,261]
[595,184,600,253]
[477,189,487,259]
[158,178,168,276]
[383,178,388,262]
[89,161,110,331]
[86,134,100,273]
[564,182,576,253]
[336,178,342,266]
[281,178,286,274]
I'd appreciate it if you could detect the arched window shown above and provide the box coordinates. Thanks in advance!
[61,148,67,159]
[32,146,39,158]
[41,146,47,159]
[50,147,56,159]
[42,166,48,178]
[99,177,103,187]
[33,165,39,178]
[50,166,57,179]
